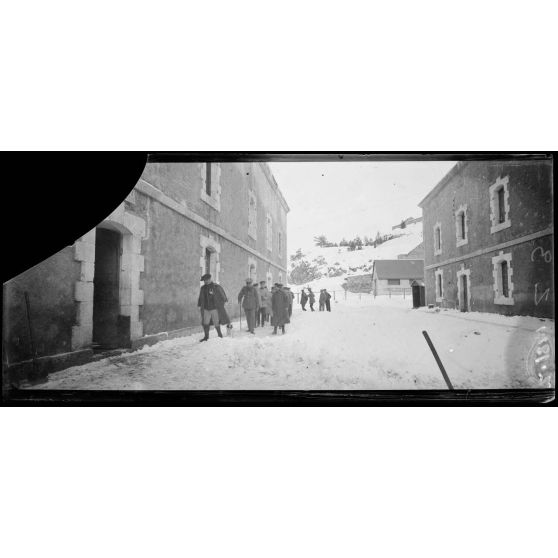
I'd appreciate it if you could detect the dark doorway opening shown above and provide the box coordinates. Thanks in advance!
[93,228,122,350]
[461,275,468,312]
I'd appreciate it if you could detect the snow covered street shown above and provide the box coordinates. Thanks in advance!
[32,296,554,390]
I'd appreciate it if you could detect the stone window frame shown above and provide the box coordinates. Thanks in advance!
[199,232,221,284]
[248,190,257,240]
[456,264,471,312]
[247,256,257,281]
[492,250,514,305]
[200,163,222,212]
[266,269,273,289]
[455,204,469,247]
[435,269,444,303]
[266,212,273,252]
[434,222,442,256]
[489,175,511,234]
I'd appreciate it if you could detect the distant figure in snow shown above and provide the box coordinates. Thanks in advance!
[271,282,290,334]
[197,273,230,341]
[257,280,271,327]
[284,286,294,318]
[318,289,326,311]
[238,278,261,334]
[308,288,316,311]
[269,285,277,326]
[300,288,308,311]
[323,289,332,312]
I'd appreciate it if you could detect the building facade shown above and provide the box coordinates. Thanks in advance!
[3,162,289,382]
[372,259,424,295]
[418,160,553,317]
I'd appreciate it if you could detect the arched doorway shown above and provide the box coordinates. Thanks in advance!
[92,227,122,349]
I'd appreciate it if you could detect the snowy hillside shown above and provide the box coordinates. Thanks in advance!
[288,221,423,293]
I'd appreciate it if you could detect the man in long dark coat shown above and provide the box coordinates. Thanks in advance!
[197,273,229,341]
[300,288,308,311]
[238,278,260,334]
[308,288,316,311]
[324,289,332,312]
[319,289,326,311]
[271,283,290,334]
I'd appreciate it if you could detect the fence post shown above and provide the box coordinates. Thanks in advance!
[403,288,405,299]
[389,289,391,298]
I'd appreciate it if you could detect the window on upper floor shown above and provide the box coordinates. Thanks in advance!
[434,223,442,256]
[248,191,257,240]
[455,205,468,247]
[205,164,212,196]
[278,231,282,256]
[266,213,273,252]
[200,163,221,211]
[489,175,511,234]
[388,279,400,285]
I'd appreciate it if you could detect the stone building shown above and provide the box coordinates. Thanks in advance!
[3,162,289,382]
[418,160,553,317]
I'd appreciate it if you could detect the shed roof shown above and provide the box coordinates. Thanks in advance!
[374,259,424,280]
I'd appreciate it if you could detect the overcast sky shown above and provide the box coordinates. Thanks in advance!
[269,161,457,254]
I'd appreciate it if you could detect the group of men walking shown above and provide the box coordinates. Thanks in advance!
[300,287,332,312]
[197,273,295,341]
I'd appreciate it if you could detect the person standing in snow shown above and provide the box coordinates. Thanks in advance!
[269,284,277,327]
[238,278,260,334]
[323,289,332,312]
[300,288,308,311]
[271,282,290,334]
[308,288,316,311]
[284,286,294,318]
[319,289,326,311]
[257,280,271,327]
[197,273,229,341]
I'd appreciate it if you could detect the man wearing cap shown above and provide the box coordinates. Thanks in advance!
[238,278,261,334]
[271,283,290,334]
[198,273,229,342]
[257,280,271,327]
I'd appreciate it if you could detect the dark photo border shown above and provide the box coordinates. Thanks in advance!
[2,151,555,406]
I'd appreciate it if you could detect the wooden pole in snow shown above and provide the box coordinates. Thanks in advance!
[422,330,454,390]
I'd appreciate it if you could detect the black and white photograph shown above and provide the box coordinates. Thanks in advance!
[2,154,555,397]
[2,3,556,558]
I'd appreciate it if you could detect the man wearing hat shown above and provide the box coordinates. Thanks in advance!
[238,278,261,334]
[271,283,290,334]
[257,280,271,327]
[197,273,230,341]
